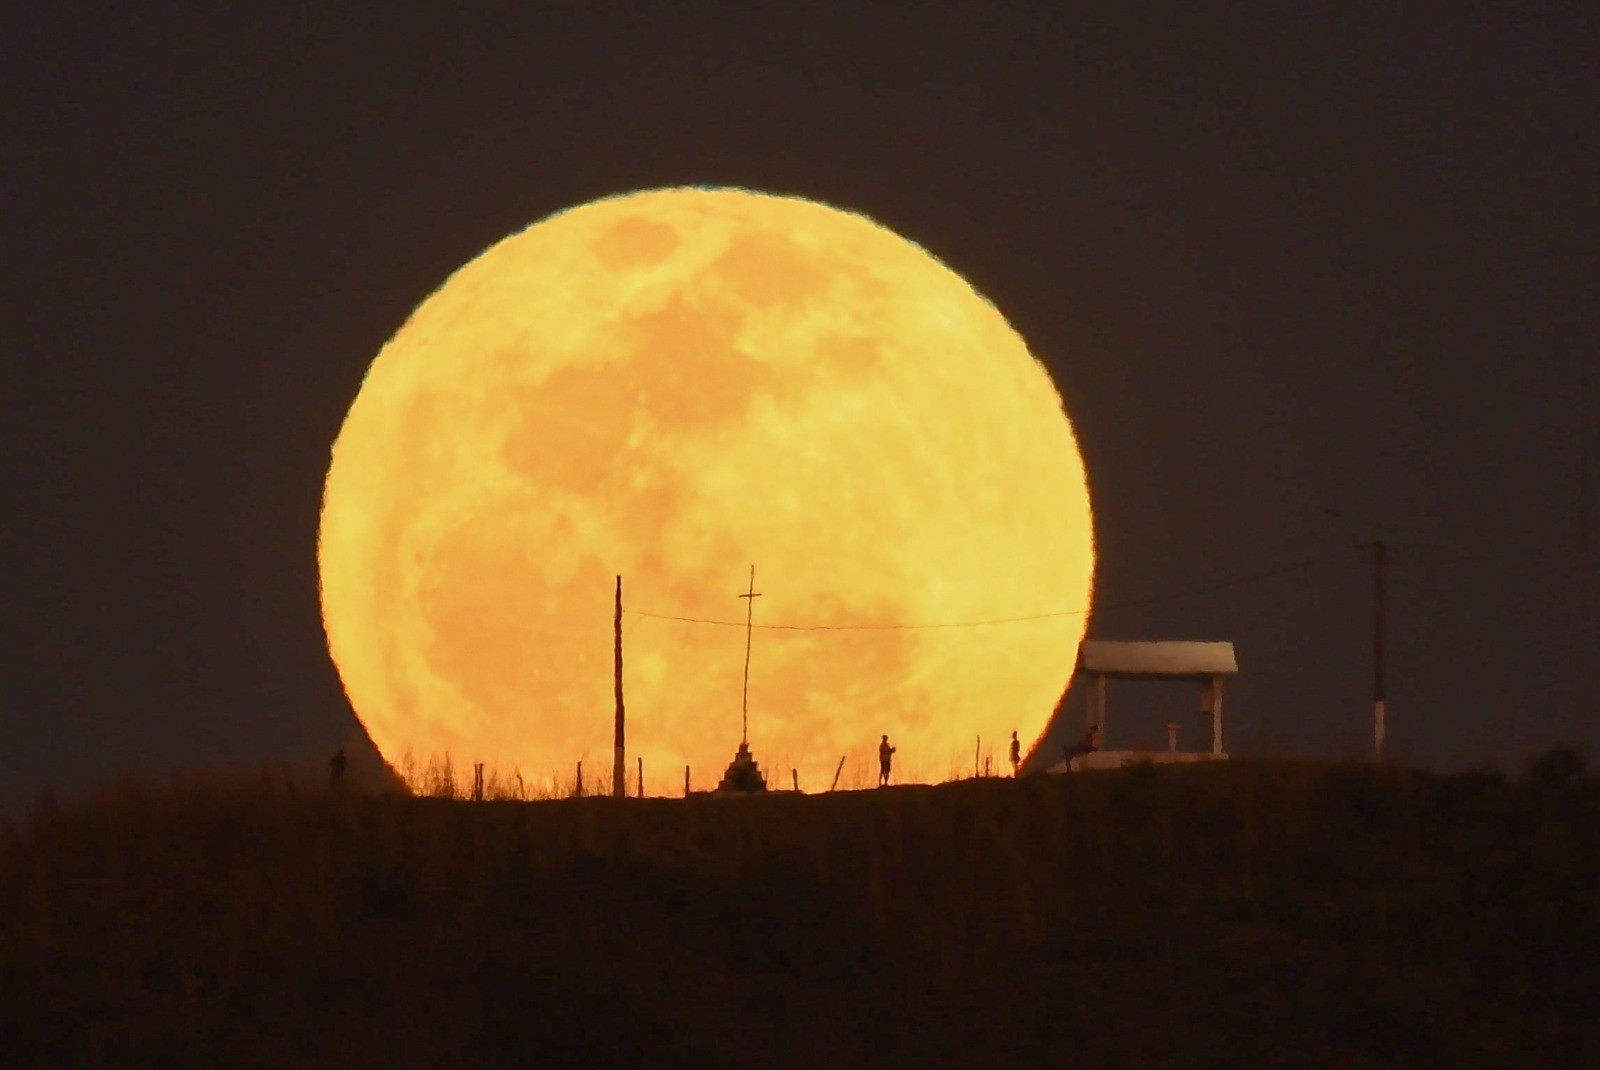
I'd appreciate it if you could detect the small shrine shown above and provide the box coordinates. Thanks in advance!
[716,740,768,793]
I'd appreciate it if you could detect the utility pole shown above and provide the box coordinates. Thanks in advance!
[1372,540,1387,761]
[613,575,626,798]
[1579,356,1597,727]
[738,565,761,746]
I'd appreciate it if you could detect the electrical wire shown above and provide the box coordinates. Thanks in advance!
[623,551,1340,632]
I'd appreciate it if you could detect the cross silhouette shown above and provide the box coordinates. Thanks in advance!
[738,565,761,745]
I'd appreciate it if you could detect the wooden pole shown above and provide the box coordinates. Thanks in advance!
[614,575,626,798]
[684,765,690,797]
[575,761,583,798]
[1372,540,1387,761]
[638,756,643,799]
[792,768,798,792]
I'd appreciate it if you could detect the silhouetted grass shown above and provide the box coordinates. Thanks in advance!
[2,756,1597,1068]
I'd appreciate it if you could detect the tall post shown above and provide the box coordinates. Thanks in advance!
[1577,357,1597,740]
[738,565,762,746]
[614,575,626,798]
[1372,540,1387,761]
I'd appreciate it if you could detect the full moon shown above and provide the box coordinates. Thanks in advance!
[319,188,1094,793]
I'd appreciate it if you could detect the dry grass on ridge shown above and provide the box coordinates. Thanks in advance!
[1,755,1597,1068]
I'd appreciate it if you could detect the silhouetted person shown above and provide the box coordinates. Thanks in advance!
[878,734,896,787]
[329,747,347,792]
[1063,725,1101,771]
[1009,730,1021,776]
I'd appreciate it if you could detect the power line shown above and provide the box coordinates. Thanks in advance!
[626,607,1085,631]
[1095,554,1338,613]
[624,552,1338,632]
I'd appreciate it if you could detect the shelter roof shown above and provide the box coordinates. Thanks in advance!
[1077,640,1238,679]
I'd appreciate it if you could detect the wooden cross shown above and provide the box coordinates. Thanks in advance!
[738,565,761,745]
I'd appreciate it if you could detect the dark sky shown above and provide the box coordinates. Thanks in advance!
[3,5,1596,807]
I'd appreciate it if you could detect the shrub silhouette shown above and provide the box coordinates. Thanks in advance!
[1527,744,1588,790]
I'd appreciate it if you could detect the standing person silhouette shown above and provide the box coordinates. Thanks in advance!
[1009,730,1021,776]
[878,734,896,787]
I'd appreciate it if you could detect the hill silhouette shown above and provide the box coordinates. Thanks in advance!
[2,757,1596,1068]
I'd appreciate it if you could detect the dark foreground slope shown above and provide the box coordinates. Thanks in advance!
[2,759,1597,1069]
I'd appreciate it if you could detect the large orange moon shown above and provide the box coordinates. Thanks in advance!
[319,188,1094,793]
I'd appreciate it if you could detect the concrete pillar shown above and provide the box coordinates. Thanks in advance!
[1211,675,1225,756]
[1092,673,1107,740]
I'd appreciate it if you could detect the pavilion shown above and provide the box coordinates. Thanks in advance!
[1046,640,1239,771]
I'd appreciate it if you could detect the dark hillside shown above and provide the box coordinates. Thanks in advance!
[2,759,1597,1068]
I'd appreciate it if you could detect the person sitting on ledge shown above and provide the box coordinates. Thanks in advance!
[1062,725,1101,770]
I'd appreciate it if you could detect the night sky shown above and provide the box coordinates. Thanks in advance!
[4,5,1595,808]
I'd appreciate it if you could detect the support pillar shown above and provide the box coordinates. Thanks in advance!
[1210,675,1225,756]
[1091,673,1107,740]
